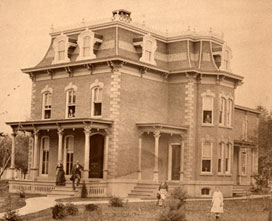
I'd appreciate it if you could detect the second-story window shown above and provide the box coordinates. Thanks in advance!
[67,90,76,118]
[226,99,233,127]
[92,87,102,117]
[202,96,213,125]
[43,92,52,119]
[219,97,226,125]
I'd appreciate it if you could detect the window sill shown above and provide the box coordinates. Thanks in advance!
[202,124,214,127]
[200,173,213,176]
[217,173,232,177]
[219,125,233,129]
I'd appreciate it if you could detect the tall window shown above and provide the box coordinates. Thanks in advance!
[225,144,231,174]
[65,136,74,175]
[218,143,224,173]
[241,149,247,176]
[242,117,248,141]
[92,87,102,117]
[202,96,213,124]
[202,142,212,173]
[226,99,233,126]
[58,40,65,61]
[83,36,91,57]
[67,90,76,118]
[41,137,49,175]
[43,92,52,119]
[219,97,226,125]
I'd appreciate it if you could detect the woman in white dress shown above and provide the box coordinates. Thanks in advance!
[211,187,224,220]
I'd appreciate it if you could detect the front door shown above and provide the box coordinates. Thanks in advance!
[89,134,104,178]
[171,145,181,180]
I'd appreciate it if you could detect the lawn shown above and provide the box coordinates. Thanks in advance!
[19,197,270,221]
[0,180,44,213]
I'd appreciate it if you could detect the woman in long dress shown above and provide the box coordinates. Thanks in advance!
[56,163,66,186]
[211,187,224,220]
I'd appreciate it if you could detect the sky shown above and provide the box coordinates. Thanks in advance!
[0,0,272,133]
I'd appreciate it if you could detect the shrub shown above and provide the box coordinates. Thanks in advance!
[65,203,78,216]
[159,187,187,221]
[159,207,186,221]
[19,190,25,198]
[85,203,99,212]
[109,196,124,207]
[81,181,88,198]
[52,203,66,220]
[3,210,22,221]
[170,186,187,207]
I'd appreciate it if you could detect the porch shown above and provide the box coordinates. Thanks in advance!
[6,118,112,183]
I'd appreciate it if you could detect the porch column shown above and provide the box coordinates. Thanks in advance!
[10,132,16,179]
[83,126,91,179]
[180,138,185,182]
[138,132,143,180]
[153,130,160,181]
[103,134,109,179]
[31,129,39,180]
[167,144,172,181]
[57,128,64,163]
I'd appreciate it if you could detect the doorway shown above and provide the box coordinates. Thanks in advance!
[89,134,104,178]
[170,144,181,181]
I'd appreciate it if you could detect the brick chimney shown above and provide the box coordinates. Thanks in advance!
[112,9,132,23]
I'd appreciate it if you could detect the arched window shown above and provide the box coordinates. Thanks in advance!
[66,89,76,118]
[92,87,102,117]
[40,137,49,175]
[219,97,226,125]
[64,136,74,175]
[83,36,91,57]
[226,99,233,127]
[42,92,52,119]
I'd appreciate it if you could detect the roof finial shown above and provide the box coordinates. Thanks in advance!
[81,18,85,26]
[209,27,213,34]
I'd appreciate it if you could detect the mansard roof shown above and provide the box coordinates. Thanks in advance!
[21,9,243,84]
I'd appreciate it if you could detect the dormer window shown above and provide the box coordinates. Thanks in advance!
[133,33,157,65]
[77,30,103,61]
[52,34,77,64]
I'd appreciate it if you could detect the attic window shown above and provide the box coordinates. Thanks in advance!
[133,33,157,65]
[52,34,77,64]
[76,30,103,61]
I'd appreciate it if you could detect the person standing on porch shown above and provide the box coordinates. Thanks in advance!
[56,162,66,186]
[71,160,83,190]
[211,186,224,220]
[157,180,168,206]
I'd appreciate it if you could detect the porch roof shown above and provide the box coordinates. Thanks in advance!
[234,139,257,148]
[136,123,188,136]
[6,118,113,131]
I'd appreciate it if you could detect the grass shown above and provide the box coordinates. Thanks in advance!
[0,180,44,213]
[19,197,270,221]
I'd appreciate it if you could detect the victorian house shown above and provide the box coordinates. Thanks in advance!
[7,10,259,198]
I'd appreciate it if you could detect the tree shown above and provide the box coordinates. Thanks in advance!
[0,132,29,179]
